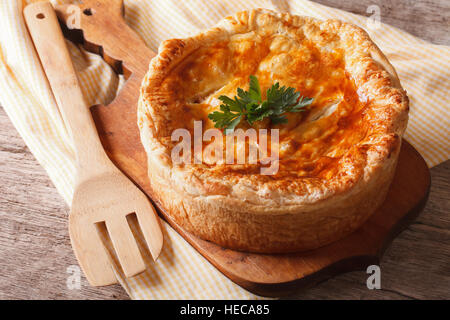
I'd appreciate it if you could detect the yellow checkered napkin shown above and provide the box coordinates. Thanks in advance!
[0,0,448,299]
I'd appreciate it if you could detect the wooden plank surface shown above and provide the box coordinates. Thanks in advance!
[313,0,450,45]
[0,0,449,299]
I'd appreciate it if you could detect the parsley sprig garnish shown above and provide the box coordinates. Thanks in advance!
[208,75,313,133]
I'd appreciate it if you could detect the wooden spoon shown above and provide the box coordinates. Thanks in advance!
[24,1,163,286]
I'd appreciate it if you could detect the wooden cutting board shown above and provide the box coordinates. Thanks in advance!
[55,0,430,297]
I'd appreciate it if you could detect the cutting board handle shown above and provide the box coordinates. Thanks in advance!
[54,0,155,76]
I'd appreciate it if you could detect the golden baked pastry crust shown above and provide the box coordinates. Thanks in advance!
[138,9,409,253]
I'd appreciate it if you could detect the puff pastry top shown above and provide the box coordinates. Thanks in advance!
[139,9,409,209]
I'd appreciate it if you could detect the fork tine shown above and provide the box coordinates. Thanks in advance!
[105,217,146,278]
[134,198,164,261]
[69,219,117,286]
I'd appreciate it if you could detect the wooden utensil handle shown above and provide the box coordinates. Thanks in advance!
[24,2,111,174]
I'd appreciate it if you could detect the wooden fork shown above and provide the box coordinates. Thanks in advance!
[24,2,163,286]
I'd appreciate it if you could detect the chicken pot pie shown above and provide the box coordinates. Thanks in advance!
[138,9,409,253]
